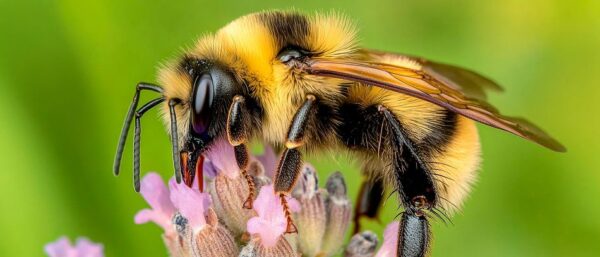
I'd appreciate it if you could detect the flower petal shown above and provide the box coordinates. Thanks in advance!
[169,179,212,231]
[374,221,400,257]
[44,237,72,257]
[247,217,285,248]
[247,185,300,248]
[140,173,176,218]
[205,138,239,179]
[74,237,104,257]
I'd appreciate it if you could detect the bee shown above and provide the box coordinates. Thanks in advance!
[113,11,564,257]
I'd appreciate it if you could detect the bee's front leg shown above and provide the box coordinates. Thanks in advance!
[226,95,256,209]
[273,94,318,233]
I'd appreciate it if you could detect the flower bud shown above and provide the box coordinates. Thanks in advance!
[344,231,379,257]
[248,160,271,192]
[320,171,352,256]
[292,164,326,257]
[191,208,239,257]
[209,174,256,236]
[240,237,298,257]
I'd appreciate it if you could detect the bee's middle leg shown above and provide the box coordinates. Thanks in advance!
[273,94,318,233]
[226,95,256,209]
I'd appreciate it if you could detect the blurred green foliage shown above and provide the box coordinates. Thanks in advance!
[1,0,599,256]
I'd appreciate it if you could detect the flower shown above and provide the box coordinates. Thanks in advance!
[374,221,400,257]
[134,172,176,232]
[247,184,300,248]
[126,144,409,257]
[293,164,326,256]
[204,138,240,179]
[345,231,379,257]
[168,177,212,232]
[44,236,104,257]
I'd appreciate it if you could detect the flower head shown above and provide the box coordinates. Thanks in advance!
[129,146,376,257]
[44,237,104,257]
[134,172,176,232]
[247,185,300,248]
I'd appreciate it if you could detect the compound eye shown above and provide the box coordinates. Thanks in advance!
[191,73,214,136]
[277,48,304,63]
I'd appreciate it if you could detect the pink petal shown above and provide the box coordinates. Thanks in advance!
[74,237,104,257]
[44,237,72,257]
[133,209,171,231]
[135,173,176,232]
[140,173,176,218]
[247,217,286,248]
[375,221,400,257]
[203,158,218,178]
[44,237,104,257]
[169,179,212,231]
[246,185,300,248]
[205,138,239,178]
[257,145,277,178]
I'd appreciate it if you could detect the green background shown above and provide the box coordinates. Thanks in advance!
[1,0,599,256]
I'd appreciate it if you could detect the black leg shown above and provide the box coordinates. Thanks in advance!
[132,97,165,192]
[226,95,256,208]
[273,95,317,233]
[338,102,435,257]
[113,82,162,176]
[353,178,385,233]
[379,105,434,257]
[169,99,183,184]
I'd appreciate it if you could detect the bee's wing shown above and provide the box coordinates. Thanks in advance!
[362,50,504,101]
[302,54,566,152]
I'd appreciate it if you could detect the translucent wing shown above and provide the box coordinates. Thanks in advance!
[300,51,565,152]
[361,49,503,101]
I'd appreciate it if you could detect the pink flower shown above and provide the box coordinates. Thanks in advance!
[44,237,104,257]
[134,173,176,232]
[205,138,240,179]
[374,221,400,257]
[247,185,300,248]
[203,158,218,178]
[169,177,212,232]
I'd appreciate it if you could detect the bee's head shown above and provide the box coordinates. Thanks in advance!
[158,56,246,185]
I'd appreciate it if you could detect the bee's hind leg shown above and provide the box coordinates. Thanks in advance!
[226,95,256,209]
[378,105,435,257]
[353,178,385,233]
[272,94,318,233]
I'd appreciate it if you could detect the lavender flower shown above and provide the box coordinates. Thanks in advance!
[123,141,409,257]
[44,237,104,257]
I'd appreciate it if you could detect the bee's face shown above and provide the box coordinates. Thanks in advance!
[158,11,358,147]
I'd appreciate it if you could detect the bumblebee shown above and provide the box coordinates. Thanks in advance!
[113,11,564,256]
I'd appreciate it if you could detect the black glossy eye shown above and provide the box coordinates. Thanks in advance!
[278,48,304,63]
[191,73,214,135]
